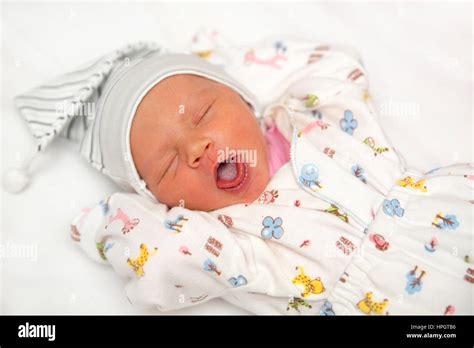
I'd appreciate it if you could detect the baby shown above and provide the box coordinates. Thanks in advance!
[130,74,271,211]
[11,33,473,315]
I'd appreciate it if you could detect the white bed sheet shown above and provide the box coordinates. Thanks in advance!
[1,2,472,314]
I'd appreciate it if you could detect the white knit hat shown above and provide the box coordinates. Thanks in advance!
[3,42,261,202]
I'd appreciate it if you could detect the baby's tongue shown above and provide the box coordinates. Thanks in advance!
[217,162,237,181]
[217,162,247,189]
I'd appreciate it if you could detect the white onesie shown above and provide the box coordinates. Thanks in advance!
[71,32,473,315]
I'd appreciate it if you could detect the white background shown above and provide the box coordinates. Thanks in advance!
[1,1,472,314]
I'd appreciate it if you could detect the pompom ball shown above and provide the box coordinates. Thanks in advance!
[3,167,29,193]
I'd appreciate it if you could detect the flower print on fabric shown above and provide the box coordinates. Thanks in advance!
[261,216,284,240]
[228,275,248,287]
[340,110,358,135]
[383,199,404,218]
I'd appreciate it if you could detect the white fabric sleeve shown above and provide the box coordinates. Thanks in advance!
[70,193,263,312]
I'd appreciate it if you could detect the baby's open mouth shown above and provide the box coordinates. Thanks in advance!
[215,157,249,191]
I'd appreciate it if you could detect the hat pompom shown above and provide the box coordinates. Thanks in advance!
[3,166,29,193]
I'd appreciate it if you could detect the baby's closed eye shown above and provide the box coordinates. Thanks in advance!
[192,98,216,127]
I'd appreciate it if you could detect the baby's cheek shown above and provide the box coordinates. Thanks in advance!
[168,174,216,208]
[221,123,260,150]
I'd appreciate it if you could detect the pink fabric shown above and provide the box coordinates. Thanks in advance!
[264,122,291,177]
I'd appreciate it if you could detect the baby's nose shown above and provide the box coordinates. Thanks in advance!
[186,137,212,168]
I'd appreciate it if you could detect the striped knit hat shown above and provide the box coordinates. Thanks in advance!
[3,42,261,201]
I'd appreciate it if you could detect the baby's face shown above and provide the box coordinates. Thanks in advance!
[130,74,270,211]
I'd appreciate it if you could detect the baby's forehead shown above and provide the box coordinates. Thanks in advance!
[133,75,216,126]
[141,74,231,113]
